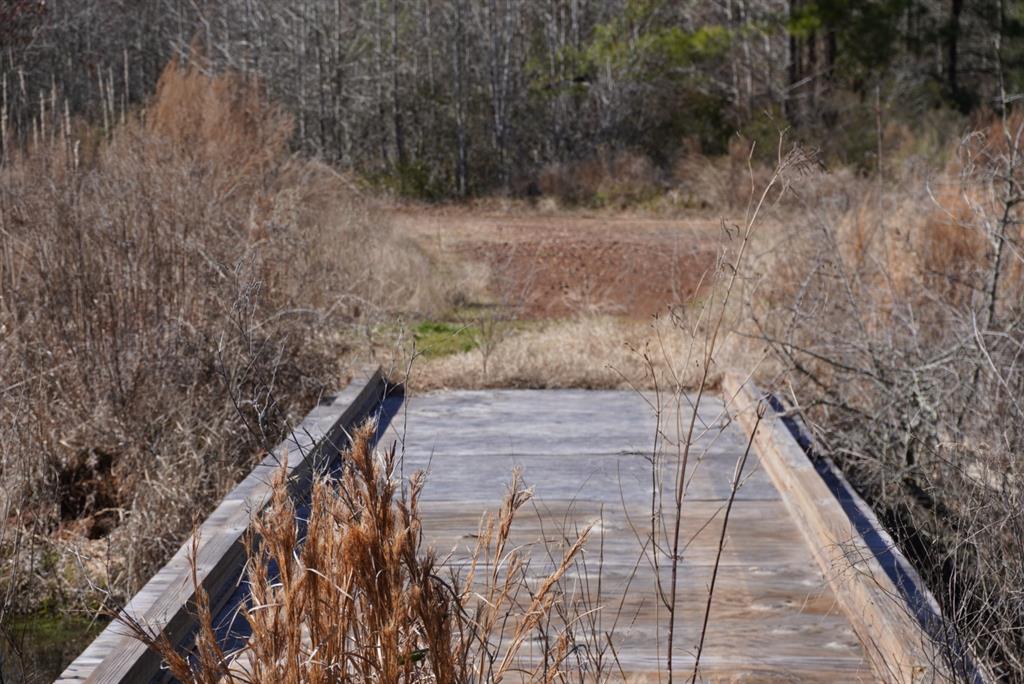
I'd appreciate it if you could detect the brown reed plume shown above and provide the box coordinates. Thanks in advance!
[125,421,592,683]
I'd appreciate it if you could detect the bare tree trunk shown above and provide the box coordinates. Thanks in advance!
[453,0,469,196]
[948,0,964,106]
[786,0,800,121]
[391,0,406,166]
[374,0,390,166]
[477,0,520,189]
[333,0,346,161]
[728,0,740,113]
[807,29,818,112]
[740,0,753,116]
[298,2,308,146]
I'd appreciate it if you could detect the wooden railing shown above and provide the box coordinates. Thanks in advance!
[724,373,979,683]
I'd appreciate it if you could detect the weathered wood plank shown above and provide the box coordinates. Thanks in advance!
[62,382,937,683]
[389,389,874,682]
[722,373,949,683]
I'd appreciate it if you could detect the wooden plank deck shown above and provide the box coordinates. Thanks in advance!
[62,382,949,682]
[380,389,877,682]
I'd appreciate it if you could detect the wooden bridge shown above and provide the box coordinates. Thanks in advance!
[60,366,955,683]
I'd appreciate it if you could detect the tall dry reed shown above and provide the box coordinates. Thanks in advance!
[126,422,592,683]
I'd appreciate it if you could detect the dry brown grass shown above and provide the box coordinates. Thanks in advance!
[125,423,593,682]
[0,59,445,619]
[671,138,771,210]
[401,315,719,392]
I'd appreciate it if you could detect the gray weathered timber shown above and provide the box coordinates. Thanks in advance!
[723,375,955,683]
[60,384,942,682]
[379,389,877,681]
[57,365,392,684]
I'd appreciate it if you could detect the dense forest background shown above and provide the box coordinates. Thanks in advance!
[2,0,1021,196]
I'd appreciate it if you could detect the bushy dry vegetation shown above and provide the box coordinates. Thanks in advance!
[734,117,1024,680]
[404,125,1024,679]
[536,149,663,209]
[0,59,445,630]
[534,138,795,211]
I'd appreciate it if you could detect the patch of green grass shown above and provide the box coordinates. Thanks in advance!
[8,611,106,649]
[413,321,479,358]
[2,611,109,682]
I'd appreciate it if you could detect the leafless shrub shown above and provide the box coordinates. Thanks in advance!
[538,148,662,208]
[739,112,1024,680]
[0,59,444,616]
[459,244,536,381]
[671,135,859,214]
[628,141,814,681]
[672,137,773,210]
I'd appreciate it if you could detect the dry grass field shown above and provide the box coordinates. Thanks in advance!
[384,206,731,391]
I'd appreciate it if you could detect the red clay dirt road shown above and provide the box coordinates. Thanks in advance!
[390,208,725,319]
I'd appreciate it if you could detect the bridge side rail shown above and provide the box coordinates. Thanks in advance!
[58,364,391,684]
[723,372,959,684]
